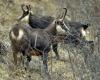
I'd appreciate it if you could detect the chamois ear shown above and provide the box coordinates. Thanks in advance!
[26,5,29,11]
[56,8,67,21]
[28,5,31,10]
[56,13,61,20]
[55,9,62,20]
[25,4,32,13]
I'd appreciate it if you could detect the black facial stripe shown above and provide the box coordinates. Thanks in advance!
[19,11,29,20]
[56,21,64,25]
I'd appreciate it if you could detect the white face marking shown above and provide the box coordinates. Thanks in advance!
[63,21,70,31]
[21,14,29,22]
[11,29,24,40]
[11,31,16,40]
[81,28,86,37]
[81,28,90,40]
[56,25,66,34]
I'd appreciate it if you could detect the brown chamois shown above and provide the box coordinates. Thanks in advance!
[18,4,91,57]
[18,4,70,59]
[9,8,69,76]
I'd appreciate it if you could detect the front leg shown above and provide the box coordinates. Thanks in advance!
[42,52,51,79]
[25,50,32,70]
[26,55,31,68]
[43,57,48,73]
[21,50,32,70]
[13,51,18,65]
[52,43,59,60]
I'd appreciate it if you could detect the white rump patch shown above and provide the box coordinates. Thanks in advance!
[81,28,90,38]
[81,28,86,37]
[56,25,66,34]
[11,29,24,40]
[81,28,90,41]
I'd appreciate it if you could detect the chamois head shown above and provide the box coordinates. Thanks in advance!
[55,8,70,34]
[18,4,32,21]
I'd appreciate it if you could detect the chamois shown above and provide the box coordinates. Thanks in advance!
[18,4,70,60]
[9,8,69,76]
[19,4,54,29]
[18,4,90,56]
[19,4,90,38]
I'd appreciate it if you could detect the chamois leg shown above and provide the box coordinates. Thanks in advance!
[20,50,26,68]
[42,52,51,80]
[90,42,94,54]
[52,43,59,60]
[24,50,32,70]
[26,55,31,68]
[13,51,18,65]
[20,50,31,70]
[42,53,48,73]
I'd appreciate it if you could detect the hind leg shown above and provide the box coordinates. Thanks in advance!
[12,50,19,71]
[52,43,59,60]
[24,50,32,70]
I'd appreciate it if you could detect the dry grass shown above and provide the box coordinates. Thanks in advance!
[0,0,100,80]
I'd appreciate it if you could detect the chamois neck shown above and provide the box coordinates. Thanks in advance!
[21,15,29,23]
[44,20,56,34]
[29,12,37,22]
[29,12,33,16]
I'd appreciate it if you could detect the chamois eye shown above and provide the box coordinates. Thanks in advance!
[56,21,59,24]
[56,21,63,25]
[25,11,29,15]
[58,22,64,26]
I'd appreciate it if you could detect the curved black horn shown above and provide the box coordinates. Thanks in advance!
[21,4,25,11]
[62,8,67,20]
